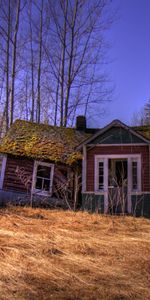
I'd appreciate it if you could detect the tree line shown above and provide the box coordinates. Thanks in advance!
[132,98,150,126]
[0,0,113,135]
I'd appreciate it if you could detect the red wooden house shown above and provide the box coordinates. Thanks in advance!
[78,119,150,217]
[0,117,150,216]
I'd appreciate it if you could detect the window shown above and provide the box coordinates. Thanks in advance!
[32,161,54,195]
[132,160,138,191]
[95,155,141,195]
[99,161,104,190]
[95,157,106,192]
[0,155,7,189]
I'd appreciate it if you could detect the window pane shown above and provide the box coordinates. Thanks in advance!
[43,179,50,191]
[132,161,138,190]
[36,177,43,190]
[35,163,52,192]
[99,161,104,190]
[36,177,50,191]
[37,165,51,179]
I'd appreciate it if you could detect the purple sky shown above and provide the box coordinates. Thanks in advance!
[100,0,150,127]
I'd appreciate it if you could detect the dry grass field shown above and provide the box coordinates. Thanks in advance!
[0,207,149,300]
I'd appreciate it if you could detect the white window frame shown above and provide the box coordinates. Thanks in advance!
[0,154,7,189]
[94,157,108,192]
[32,161,54,196]
[95,154,141,213]
[131,158,141,192]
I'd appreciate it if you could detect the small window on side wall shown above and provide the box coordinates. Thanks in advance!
[32,161,54,196]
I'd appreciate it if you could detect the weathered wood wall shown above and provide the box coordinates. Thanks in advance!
[3,156,34,192]
[3,156,75,204]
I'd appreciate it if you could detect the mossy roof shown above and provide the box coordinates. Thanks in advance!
[1,120,150,165]
[132,125,150,140]
[0,120,91,165]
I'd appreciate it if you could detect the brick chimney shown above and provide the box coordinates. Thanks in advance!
[76,115,86,131]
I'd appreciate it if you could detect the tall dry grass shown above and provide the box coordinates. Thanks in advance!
[0,207,149,300]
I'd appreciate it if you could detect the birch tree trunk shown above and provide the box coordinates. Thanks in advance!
[10,0,21,125]
[28,1,35,122]
[36,0,43,124]
[60,0,68,126]
[64,0,78,127]
[5,0,11,131]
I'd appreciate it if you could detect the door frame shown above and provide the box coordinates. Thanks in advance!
[95,154,141,213]
[109,158,128,187]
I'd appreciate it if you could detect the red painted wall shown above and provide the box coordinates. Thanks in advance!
[86,145,150,192]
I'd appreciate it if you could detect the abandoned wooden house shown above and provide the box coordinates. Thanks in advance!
[0,117,150,217]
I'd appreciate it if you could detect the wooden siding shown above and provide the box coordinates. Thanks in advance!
[86,145,150,192]
[82,193,104,213]
[3,156,34,192]
[3,156,75,206]
[131,194,150,217]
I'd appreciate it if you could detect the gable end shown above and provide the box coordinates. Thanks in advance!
[88,127,148,145]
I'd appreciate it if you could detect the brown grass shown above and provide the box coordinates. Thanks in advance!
[0,207,149,300]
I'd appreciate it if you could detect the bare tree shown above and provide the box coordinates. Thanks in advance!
[10,0,21,125]
[36,0,44,124]
[0,0,114,128]
[5,0,11,131]
[46,0,113,127]
[0,0,12,132]
[131,99,150,126]
[143,99,150,125]
[28,0,35,122]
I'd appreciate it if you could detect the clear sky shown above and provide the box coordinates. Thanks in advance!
[100,0,150,127]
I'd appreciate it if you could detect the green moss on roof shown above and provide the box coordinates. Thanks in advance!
[0,120,91,165]
[1,121,150,165]
[132,125,150,139]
